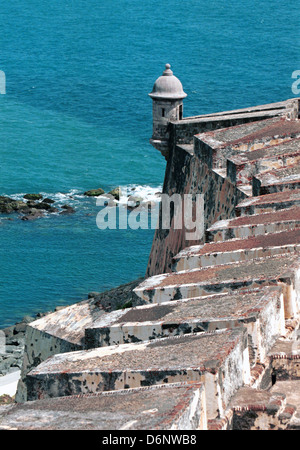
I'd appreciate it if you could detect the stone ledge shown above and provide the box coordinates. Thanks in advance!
[253,164,300,196]
[172,229,300,271]
[0,382,207,430]
[235,190,300,216]
[134,254,300,319]
[227,138,300,186]
[85,287,284,366]
[205,206,300,242]
[24,328,249,419]
[194,117,300,169]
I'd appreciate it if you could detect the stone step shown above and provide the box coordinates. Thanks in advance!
[15,296,107,403]
[172,229,300,271]
[229,386,291,430]
[0,382,207,430]
[194,117,300,169]
[227,138,300,186]
[205,206,300,242]
[24,327,250,420]
[253,164,300,196]
[235,190,300,216]
[16,279,143,403]
[134,254,300,319]
[268,338,300,382]
[85,286,285,367]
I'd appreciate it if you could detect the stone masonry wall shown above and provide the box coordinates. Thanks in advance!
[146,143,246,276]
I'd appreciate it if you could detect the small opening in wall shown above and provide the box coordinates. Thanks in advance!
[179,104,183,120]
[161,108,165,117]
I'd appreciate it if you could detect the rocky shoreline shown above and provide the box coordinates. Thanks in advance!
[0,193,75,221]
[0,277,144,380]
[0,186,162,223]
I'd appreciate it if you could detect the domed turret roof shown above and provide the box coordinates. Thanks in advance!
[149,64,187,100]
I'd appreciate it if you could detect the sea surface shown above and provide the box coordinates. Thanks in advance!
[0,0,299,327]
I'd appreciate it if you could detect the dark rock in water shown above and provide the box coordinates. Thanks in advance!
[0,197,29,214]
[25,200,38,208]
[13,201,29,211]
[100,194,117,207]
[0,203,14,213]
[34,201,57,211]
[108,187,121,201]
[84,188,105,197]
[48,207,59,213]
[21,209,44,221]
[43,198,55,204]
[59,205,75,214]
[127,195,143,209]
[0,196,14,203]
[23,193,43,201]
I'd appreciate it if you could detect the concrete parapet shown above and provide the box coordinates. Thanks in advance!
[235,190,300,216]
[172,229,300,271]
[205,206,300,242]
[171,98,299,146]
[24,328,249,420]
[194,117,300,169]
[227,138,300,187]
[15,296,107,402]
[134,254,300,319]
[85,287,285,367]
[253,164,300,196]
[0,382,207,430]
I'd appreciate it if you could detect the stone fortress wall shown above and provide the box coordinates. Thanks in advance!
[1,67,300,430]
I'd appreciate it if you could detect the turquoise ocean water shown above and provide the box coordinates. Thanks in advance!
[0,0,299,327]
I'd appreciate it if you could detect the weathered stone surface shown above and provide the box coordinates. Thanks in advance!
[0,382,207,430]
[205,206,300,242]
[253,164,300,196]
[270,380,300,429]
[227,138,300,186]
[146,144,246,277]
[172,229,300,271]
[15,278,144,402]
[171,99,298,146]
[6,97,300,428]
[194,117,300,169]
[235,190,300,216]
[85,286,285,366]
[135,254,300,319]
[230,386,290,430]
[25,327,249,419]
[268,339,300,381]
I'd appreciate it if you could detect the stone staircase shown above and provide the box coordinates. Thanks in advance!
[1,107,300,430]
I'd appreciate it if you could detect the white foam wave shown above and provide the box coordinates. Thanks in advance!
[117,184,162,205]
[1,185,163,208]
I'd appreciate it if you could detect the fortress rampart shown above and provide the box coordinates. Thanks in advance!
[1,66,300,430]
